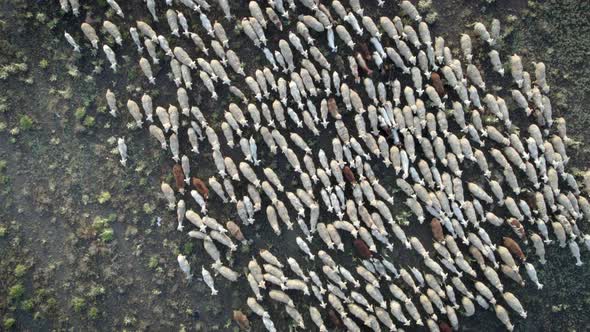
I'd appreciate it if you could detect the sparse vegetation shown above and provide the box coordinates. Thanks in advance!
[88,285,105,298]
[13,264,27,278]
[97,191,111,204]
[425,12,438,24]
[3,317,16,329]
[18,114,33,131]
[74,107,86,120]
[182,242,194,255]
[148,255,159,270]
[88,306,100,319]
[71,296,86,313]
[39,59,49,69]
[83,115,95,127]
[0,63,27,80]
[0,160,7,186]
[8,283,25,301]
[99,228,114,242]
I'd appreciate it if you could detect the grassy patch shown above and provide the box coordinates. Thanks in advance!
[71,297,86,313]
[8,283,25,301]
[3,317,15,329]
[97,191,111,204]
[83,116,95,127]
[148,255,158,270]
[99,228,114,242]
[74,107,86,120]
[13,264,27,278]
[88,306,100,319]
[0,63,28,80]
[18,115,33,131]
